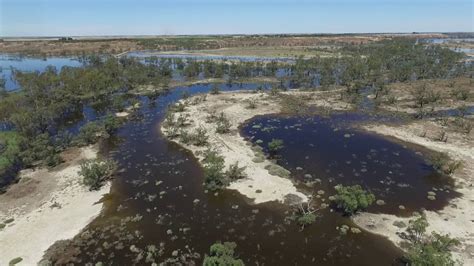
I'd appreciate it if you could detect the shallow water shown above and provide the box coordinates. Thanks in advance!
[0,54,83,91]
[1,55,460,264]
[242,114,459,215]
[47,83,457,265]
[126,51,296,63]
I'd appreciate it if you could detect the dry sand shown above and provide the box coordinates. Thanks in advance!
[0,146,110,265]
[353,122,474,264]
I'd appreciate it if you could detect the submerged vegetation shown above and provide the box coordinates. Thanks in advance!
[0,35,472,265]
[203,242,244,266]
[330,185,375,215]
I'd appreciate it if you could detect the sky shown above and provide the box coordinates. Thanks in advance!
[0,0,472,37]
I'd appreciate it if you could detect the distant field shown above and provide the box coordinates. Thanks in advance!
[0,33,450,56]
[166,46,343,59]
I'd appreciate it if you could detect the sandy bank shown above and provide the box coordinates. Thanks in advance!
[0,146,110,265]
[161,90,348,204]
[162,91,304,204]
[353,122,474,264]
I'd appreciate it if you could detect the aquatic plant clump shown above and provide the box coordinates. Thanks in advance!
[331,184,375,215]
[267,138,284,153]
[203,242,244,266]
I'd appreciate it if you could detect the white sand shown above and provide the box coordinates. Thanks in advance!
[353,122,474,264]
[0,146,110,265]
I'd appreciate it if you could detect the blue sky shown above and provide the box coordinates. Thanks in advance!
[0,0,472,36]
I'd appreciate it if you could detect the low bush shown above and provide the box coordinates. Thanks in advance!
[331,184,375,215]
[297,213,317,228]
[225,162,246,180]
[175,114,188,127]
[79,159,116,190]
[192,127,209,146]
[178,130,192,144]
[203,242,244,266]
[201,149,227,191]
[402,215,460,266]
[74,120,110,146]
[0,131,23,175]
[215,113,231,134]
[429,153,462,176]
[450,87,470,101]
[163,112,176,127]
[19,133,61,167]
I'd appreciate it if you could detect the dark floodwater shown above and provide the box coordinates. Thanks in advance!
[241,114,459,215]
[0,54,460,264]
[47,83,456,266]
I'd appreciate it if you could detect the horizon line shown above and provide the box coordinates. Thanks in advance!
[2,31,473,39]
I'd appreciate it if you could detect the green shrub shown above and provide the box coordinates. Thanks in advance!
[102,114,123,134]
[297,213,317,228]
[331,184,375,215]
[163,112,175,127]
[429,153,462,176]
[176,114,188,127]
[451,87,469,101]
[267,139,284,153]
[405,215,429,244]
[0,131,23,174]
[191,127,209,146]
[74,121,105,146]
[202,149,227,191]
[19,133,59,167]
[79,159,116,190]
[225,162,246,180]
[74,115,123,146]
[179,130,192,144]
[403,215,460,266]
[203,242,244,266]
[215,113,231,134]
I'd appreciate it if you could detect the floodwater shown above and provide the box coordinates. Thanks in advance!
[242,114,459,215]
[0,54,83,91]
[47,83,457,265]
[0,55,461,264]
[125,51,296,63]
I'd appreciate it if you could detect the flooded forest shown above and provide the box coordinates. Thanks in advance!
[0,34,473,266]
